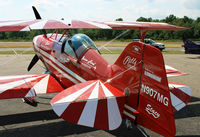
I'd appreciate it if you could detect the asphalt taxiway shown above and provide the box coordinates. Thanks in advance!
[0,54,199,137]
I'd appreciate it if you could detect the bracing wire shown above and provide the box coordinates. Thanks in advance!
[98,30,130,53]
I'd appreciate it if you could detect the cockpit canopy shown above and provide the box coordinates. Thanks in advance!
[64,34,99,59]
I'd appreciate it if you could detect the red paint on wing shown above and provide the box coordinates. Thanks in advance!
[43,20,70,29]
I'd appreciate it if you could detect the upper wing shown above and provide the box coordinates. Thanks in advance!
[71,20,188,30]
[0,19,188,32]
[0,20,71,32]
[165,65,187,77]
[0,73,64,99]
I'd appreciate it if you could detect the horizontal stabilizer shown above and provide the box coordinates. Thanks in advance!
[51,80,125,130]
[165,65,187,77]
[0,73,63,99]
[168,81,191,113]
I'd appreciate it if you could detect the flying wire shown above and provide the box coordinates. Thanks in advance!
[98,30,130,53]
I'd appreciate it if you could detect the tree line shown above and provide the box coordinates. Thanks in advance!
[0,14,199,41]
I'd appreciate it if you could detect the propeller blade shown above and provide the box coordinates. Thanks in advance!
[32,6,42,19]
[27,54,39,71]
[32,6,47,36]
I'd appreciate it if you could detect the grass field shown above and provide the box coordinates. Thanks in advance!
[0,42,32,48]
[0,50,35,54]
[0,41,185,54]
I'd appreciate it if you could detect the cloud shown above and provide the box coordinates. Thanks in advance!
[20,0,200,21]
[184,0,200,10]
[30,0,68,10]
[0,0,12,7]
[121,0,200,20]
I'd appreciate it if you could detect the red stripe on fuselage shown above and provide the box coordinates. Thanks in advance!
[38,50,81,87]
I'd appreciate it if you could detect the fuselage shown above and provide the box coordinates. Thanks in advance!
[33,33,112,89]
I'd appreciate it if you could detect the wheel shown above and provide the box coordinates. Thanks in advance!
[185,48,189,54]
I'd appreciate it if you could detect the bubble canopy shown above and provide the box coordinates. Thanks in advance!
[64,34,100,58]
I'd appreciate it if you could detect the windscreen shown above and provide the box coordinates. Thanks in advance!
[70,34,99,53]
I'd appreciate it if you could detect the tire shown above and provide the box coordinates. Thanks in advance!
[185,48,189,54]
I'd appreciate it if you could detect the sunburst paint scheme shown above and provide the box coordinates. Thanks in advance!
[0,7,191,137]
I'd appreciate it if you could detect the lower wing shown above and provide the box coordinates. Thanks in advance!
[51,80,126,130]
[169,81,191,113]
[0,73,64,99]
[165,65,191,112]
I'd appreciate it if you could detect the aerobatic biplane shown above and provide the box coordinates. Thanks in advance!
[0,6,191,137]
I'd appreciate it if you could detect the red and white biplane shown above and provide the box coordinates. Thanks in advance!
[0,7,191,137]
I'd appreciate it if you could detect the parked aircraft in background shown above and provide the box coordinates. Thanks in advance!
[182,39,200,54]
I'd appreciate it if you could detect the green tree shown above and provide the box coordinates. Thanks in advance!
[137,17,152,22]
[165,14,177,23]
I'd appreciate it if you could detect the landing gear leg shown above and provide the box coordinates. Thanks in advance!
[22,97,38,107]
[136,125,150,137]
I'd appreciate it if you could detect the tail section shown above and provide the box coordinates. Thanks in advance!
[112,41,176,137]
[182,39,199,47]
[183,39,195,46]
[182,39,200,54]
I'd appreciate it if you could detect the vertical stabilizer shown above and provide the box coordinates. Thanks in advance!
[111,41,175,137]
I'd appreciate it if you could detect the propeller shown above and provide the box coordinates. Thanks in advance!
[32,6,47,36]
[27,6,43,71]
[27,54,39,71]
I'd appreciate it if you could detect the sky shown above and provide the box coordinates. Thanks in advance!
[0,0,200,22]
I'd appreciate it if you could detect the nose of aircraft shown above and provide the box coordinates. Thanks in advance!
[33,35,40,51]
